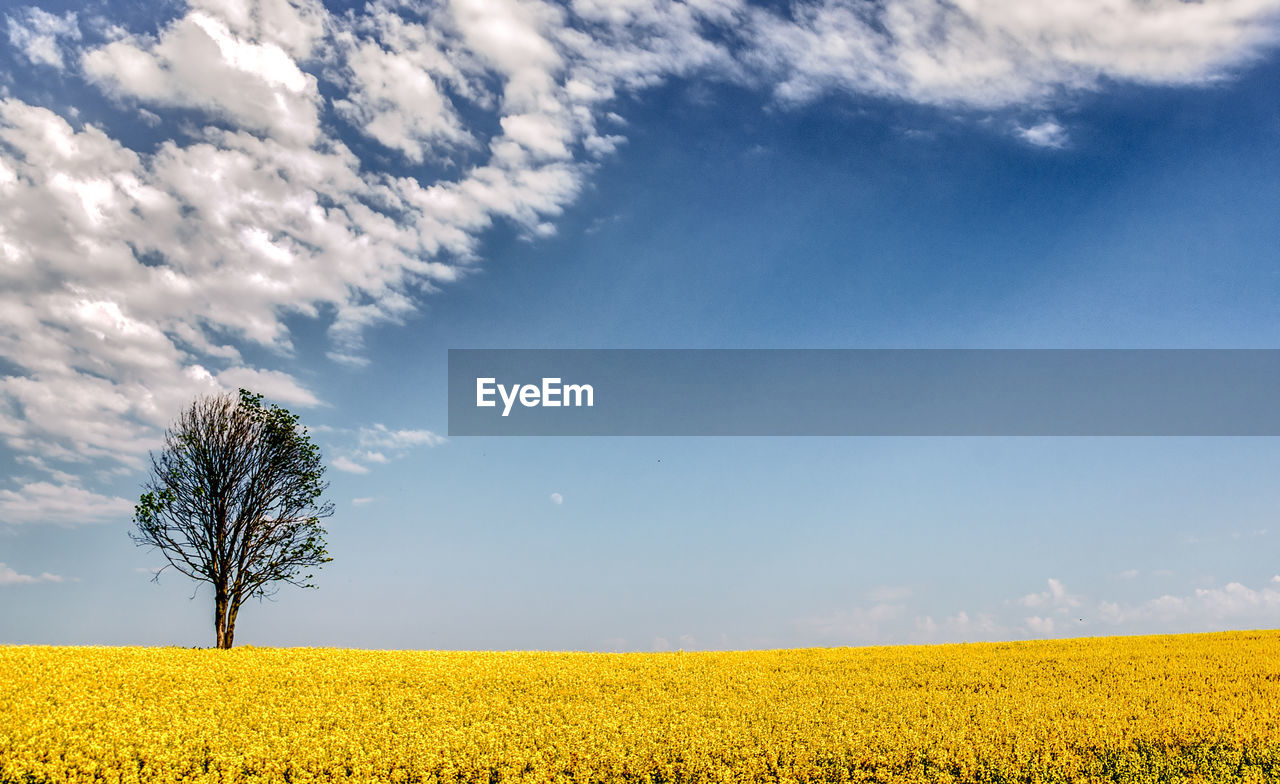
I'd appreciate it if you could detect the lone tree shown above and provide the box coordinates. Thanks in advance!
[132,389,334,648]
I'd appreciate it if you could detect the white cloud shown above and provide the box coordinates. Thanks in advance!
[549,492,563,504]
[1025,615,1056,636]
[808,571,1280,644]
[795,601,907,644]
[834,574,1280,644]
[1017,119,1069,148]
[82,7,322,145]
[1119,569,1139,580]
[191,0,327,61]
[1096,578,1280,629]
[0,562,70,585]
[15,455,79,485]
[0,481,133,526]
[915,610,1006,642]
[748,0,1280,109]
[6,7,80,69]
[1194,582,1280,616]
[1017,578,1081,609]
[351,496,374,505]
[1,0,1279,507]
[331,456,370,474]
[357,424,446,451]
[323,424,445,475]
[330,8,480,162]
[216,367,320,407]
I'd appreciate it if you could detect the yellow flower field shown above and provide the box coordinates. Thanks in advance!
[3,631,1279,783]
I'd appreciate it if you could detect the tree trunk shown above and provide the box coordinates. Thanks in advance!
[214,586,229,649]
[225,599,240,648]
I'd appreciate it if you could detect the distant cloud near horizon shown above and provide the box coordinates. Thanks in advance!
[1017,578,1081,610]
[805,575,1280,646]
[1,0,1279,518]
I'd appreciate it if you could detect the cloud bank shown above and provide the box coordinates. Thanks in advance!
[805,575,1280,645]
[2,0,1279,522]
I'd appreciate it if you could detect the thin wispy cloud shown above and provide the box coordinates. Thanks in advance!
[795,601,909,644]
[868,585,913,603]
[357,425,446,451]
[327,424,445,474]
[0,562,71,585]
[5,7,79,70]
[915,610,1005,643]
[0,481,133,526]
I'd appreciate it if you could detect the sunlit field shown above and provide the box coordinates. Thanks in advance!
[3,631,1279,783]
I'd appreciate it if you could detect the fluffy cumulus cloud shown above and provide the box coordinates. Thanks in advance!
[82,4,324,145]
[2,0,1280,522]
[1011,578,1089,637]
[1017,578,1081,610]
[1097,579,1280,630]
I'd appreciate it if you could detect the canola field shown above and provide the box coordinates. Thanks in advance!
[3,632,1280,784]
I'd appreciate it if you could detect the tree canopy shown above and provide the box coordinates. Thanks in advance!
[132,389,333,648]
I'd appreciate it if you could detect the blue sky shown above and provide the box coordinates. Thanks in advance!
[2,0,1280,650]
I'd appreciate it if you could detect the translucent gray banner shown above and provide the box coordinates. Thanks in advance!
[447,349,1280,436]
